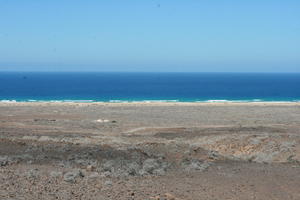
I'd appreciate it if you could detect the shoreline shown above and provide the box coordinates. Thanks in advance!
[1,101,300,106]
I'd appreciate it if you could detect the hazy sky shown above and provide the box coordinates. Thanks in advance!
[0,0,299,72]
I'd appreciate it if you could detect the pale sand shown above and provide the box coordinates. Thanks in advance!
[1,101,300,106]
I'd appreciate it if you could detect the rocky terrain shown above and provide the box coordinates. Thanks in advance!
[1,102,300,200]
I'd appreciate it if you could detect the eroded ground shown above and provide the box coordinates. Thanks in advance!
[1,102,300,200]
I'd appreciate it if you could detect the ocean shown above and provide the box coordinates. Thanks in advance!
[0,72,300,102]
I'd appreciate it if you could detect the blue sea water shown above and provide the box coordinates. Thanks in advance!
[0,72,300,102]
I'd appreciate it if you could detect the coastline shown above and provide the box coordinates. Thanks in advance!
[1,101,300,106]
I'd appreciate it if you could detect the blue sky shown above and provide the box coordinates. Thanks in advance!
[0,0,299,72]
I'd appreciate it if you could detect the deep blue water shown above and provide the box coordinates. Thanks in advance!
[0,72,300,102]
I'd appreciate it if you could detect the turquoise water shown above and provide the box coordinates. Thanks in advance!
[1,72,300,102]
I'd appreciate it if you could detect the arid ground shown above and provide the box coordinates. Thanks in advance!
[1,102,300,200]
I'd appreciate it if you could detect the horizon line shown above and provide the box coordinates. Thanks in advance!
[0,71,300,74]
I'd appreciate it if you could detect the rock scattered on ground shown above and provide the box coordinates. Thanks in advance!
[63,169,84,183]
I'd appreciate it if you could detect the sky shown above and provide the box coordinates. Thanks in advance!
[0,0,299,72]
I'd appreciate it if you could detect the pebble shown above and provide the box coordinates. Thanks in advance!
[86,165,95,171]
[104,180,113,187]
[63,169,84,183]
[50,171,63,178]
[165,193,176,200]
[88,172,100,180]
[26,168,39,179]
[0,156,9,166]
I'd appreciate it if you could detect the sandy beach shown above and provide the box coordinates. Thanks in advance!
[1,102,300,199]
